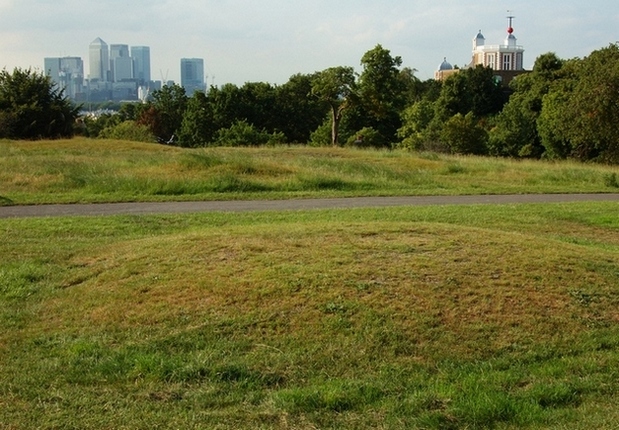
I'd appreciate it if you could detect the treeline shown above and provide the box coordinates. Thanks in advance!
[3,44,619,163]
[85,45,430,149]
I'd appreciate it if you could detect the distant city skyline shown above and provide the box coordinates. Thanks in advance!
[44,37,206,102]
[2,1,618,86]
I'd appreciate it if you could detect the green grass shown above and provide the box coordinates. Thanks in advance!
[2,202,619,429]
[1,138,619,205]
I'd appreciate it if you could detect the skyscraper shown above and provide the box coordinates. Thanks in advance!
[131,46,151,85]
[110,44,132,82]
[180,58,205,95]
[44,56,84,99]
[89,37,109,81]
[44,58,61,82]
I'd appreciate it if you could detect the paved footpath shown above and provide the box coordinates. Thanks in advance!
[1,194,619,219]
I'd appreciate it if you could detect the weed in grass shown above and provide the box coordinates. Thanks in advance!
[569,289,600,306]
[454,390,519,428]
[323,301,347,314]
[541,167,599,186]
[604,172,619,188]
[179,151,224,170]
[527,382,583,409]
[445,163,465,174]
[418,151,442,161]
[208,174,274,193]
[0,262,50,300]
[274,379,384,413]
[46,161,108,189]
[296,175,354,191]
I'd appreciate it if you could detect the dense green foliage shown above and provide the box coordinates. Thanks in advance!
[7,41,619,163]
[311,66,357,146]
[0,68,79,139]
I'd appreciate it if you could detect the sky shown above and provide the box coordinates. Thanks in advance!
[1,0,618,86]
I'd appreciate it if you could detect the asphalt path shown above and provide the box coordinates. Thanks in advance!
[1,194,619,219]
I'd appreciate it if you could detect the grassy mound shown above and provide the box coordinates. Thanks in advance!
[2,203,619,428]
[1,139,618,205]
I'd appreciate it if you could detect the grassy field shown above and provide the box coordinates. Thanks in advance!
[2,139,619,428]
[2,202,619,429]
[1,138,619,205]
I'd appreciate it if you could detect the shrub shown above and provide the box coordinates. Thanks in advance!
[214,119,286,146]
[345,127,387,148]
[98,120,155,142]
[604,172,619,188]
[440,113,489,155]
[308,121,332,147]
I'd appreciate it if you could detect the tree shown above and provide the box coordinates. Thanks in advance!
[433,71,471,122]
[489,52,565,158]
[396,99,436,150]
[554,44,619,162]
[358,45,406,116]
[206,83,244,133]
[0,68,78,139]
[537,89,574,159]
[178,91,216,147]
[275,73,325,143]
[137,84,187,142]
[440,112,488,155]
[353,45,408,144]
[398,67,425,105]
[434,66,505,122]
[311,66,356,146]
[535,45,619,162]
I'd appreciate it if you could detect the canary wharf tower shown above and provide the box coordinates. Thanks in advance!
[89,37,109,81]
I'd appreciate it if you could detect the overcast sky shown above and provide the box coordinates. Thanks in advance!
[1,0,618,86]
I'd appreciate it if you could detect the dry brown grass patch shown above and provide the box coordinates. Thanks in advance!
[34,218,618,363]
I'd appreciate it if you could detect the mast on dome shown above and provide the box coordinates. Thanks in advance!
[506,11,515,34]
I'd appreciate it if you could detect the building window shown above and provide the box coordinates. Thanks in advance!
[516,53,523,70]
[487,54,495,69]
[502,54,512,70]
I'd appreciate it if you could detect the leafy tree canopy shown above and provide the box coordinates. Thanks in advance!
[311,66,357,146]
[0,68,78,139]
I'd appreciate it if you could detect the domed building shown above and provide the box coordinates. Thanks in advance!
[435,16,528,86]
[434,57,459,81]
[471,16,524,74]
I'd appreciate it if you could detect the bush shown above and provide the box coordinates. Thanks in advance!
[308,121,332,147]
[440,113,488,155]
[98,120,155,142]
[214,119,286,146]
[604,172,619,188]
[345,127,387,148]
[396,130,450,153]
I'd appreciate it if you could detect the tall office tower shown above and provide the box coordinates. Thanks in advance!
[110,44,132,82]
[44,56,84,99]
[131,46,151,85]
[180,58,205,95]
[44,58,61,81]
[89,37,109,81]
